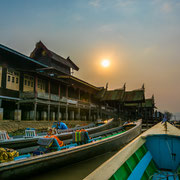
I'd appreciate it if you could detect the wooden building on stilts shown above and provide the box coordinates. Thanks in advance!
[96,83,159,124]
[0,41,159,123]
[0,42,116,122]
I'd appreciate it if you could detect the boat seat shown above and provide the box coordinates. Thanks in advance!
[14,154,31,161]
[72,131,90,144]
[25,129,37,138]
[58,143,78,150]
[49,138,62,151]
[0,131,10,141]
[127,151,152,180]
[90,126,124,139]
[87,136,102,143]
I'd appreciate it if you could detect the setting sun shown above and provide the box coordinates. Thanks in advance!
[101,59,110,68]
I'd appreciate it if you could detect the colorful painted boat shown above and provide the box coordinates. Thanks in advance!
[85,122,180,180]
[0,119,115,149]
[0,120,141,179]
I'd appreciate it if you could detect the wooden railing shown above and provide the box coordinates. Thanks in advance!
[50,94,60,101]
[37,92,49,100]
[20,93,98,109]
[20,92,35,99]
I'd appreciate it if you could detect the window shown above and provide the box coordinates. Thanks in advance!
[6,69,20,90]
[8,76,11,82]
[24,75,34,87]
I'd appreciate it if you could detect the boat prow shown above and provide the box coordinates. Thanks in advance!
[85,122,180,180]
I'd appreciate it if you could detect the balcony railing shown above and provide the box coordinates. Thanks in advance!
[20,92,49,100]
[60,97,78,105]
[20,93,98,109]
[61,96,97,108]
[60,97,67,103]
[20,92,35,99]
[51,94,60,102]
[37,92,49,100]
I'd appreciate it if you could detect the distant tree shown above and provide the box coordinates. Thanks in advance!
[164,111,173,121]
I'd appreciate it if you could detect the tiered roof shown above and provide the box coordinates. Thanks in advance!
[123,89,145,103]
[97,84,145,104]
[101,89,125,101]
[30,41,79,71]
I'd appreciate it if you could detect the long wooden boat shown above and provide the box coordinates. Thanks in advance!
[0,119,115,149]
[85,122,180,180]
[0,120,142,179]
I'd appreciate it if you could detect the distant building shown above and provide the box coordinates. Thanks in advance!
[96,84,149,121]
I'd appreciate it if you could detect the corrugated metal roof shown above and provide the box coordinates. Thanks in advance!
[96,87,145,103]
[58,75,101,90]
[102,89,124,101]
[0,95,20,101]
[96,88,124,101]
[124,89,145,102]
[0,44,48,68]
[49,50,79,71]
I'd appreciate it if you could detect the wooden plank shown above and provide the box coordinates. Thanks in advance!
[85,135,145,180]
[86,122,180,180]
[127,151,152,180]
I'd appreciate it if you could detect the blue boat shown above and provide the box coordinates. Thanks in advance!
[85,122,180,180]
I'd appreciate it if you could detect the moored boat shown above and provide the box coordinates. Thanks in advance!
[85,121,180,180]
[0,118,115,149]
[0,119,141,179]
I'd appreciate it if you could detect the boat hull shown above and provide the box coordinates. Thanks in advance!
[85,121,180,180]
[0,120,142,179]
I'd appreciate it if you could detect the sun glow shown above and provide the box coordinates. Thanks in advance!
[101,59,110,68]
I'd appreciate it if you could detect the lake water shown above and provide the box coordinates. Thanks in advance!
[27,151,117,180]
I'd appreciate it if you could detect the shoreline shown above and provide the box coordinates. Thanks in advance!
[0,120,91,133]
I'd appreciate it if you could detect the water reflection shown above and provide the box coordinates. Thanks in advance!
[27,151,117,180]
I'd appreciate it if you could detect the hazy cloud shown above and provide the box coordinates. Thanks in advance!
[152,0,180,13]
[115,0,134,8]
[161,2,172,13]
[73,14,83,21]
[89,0,101,7]
[97,24,115,32]
[143,46,157,55]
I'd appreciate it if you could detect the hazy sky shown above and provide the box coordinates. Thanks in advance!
[0,0,180,113]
